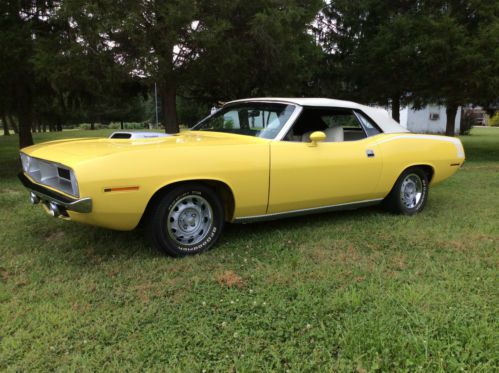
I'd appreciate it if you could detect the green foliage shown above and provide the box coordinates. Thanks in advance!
[108,122,121,129]
[177,96,210,127]
[321,1,421,106]
[80,122,148,130]
[0,128,498,370]
[185,0,324,102]
[320,0,499,134]
[78,123,91,130]
[78,123,101,130]
[489,113,499,127]
[460,111,475,135]
[1,0,498,142]
[224,118,234,129]
[123,122,148,130]
[0,0,149,145]
[69,0,323,132]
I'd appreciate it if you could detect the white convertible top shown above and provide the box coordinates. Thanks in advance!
[226,97,410,134]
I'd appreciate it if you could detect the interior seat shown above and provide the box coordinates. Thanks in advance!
[324,126,344,142]
[302,125,344,142]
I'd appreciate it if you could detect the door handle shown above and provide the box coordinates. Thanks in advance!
[366,149,375,158]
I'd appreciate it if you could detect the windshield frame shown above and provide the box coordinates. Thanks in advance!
[190,100,302,141]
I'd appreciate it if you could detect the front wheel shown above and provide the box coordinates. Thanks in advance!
[146,184,225,256]
[383,168,429,215]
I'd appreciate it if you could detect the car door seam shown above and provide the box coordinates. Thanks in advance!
[265,143,272,214]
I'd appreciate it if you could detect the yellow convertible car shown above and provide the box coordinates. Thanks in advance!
[19,98,465,256]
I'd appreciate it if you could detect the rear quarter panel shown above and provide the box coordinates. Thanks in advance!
[374,134,465,196]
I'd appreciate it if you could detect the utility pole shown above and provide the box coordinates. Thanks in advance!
[154,82,159,128]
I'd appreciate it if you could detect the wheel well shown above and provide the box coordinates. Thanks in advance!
[414,164,434,183]
[398,165,434,184]
[384,164,435,202]
[139,180,236,226]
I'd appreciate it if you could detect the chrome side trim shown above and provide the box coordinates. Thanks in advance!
[233,198,383,223]
[274,104,303,141]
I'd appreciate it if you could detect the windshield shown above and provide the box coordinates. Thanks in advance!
[192,102,296,139]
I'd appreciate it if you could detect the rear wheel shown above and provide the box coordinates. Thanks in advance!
[146,184,224,256]
[383,167,429,215]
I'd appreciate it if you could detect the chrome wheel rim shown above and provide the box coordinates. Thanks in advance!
[167,195,213,246]
[400,173,423,209]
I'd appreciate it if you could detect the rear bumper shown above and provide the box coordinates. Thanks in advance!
[18,172,92,213]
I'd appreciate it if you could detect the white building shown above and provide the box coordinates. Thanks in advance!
[384,105,462,133]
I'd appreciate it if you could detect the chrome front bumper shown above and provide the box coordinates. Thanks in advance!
[18,172,92,213]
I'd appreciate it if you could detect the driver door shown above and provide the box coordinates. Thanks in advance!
[267,109,383,214]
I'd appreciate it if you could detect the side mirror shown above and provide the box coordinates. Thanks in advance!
[308,131,327,147]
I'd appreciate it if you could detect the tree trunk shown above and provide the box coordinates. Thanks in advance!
[58,92,66,132]
[7,115,18,134]
[445,103,458,137]
[16,90,34,147]
[2,115,10,136]
[90,122,95,130]
[120,120,124,130]
[18,110,33,148]
[391,95,400,123]
[160,84,178,134]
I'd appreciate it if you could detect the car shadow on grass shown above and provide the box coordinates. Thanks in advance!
[29,205,386,264]
[217,205,387,251]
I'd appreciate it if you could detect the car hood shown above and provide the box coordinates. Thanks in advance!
[21,131,268,168]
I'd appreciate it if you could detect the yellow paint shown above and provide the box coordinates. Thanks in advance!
[20,131,464,230]
[268,137,383,213]
[308,131,327,146]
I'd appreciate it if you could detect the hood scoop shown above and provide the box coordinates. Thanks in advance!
[109,131,172,139]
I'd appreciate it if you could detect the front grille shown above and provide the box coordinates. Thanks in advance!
[20,153,79,197]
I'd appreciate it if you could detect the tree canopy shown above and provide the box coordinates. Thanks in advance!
[319,0,499,135]
[0,0,497,146]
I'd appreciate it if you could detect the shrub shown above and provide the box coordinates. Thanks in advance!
[79,123,101,130]
[460,111,474,135]
[125,122,148,129]
[108,122,148,130]
[489,113,499,127]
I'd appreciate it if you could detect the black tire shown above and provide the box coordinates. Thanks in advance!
[146,183,224,257]
[383,167,429,215]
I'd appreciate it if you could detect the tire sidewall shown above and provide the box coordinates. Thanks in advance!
[395,168,429,215]
[149,185,224,256]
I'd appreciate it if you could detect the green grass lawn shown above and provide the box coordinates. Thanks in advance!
[0,128,498,371]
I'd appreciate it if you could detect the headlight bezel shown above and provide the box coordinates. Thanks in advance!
[20,153,80,198]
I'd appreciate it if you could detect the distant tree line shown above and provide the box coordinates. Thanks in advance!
[1,0,497,147]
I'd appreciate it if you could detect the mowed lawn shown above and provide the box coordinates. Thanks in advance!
[0,128,497,371]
